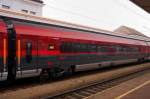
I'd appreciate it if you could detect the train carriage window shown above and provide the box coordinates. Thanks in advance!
[66,43,74,53]
[73,43,81,52]
[80,44,84,52]
[60,42,73,53]
[97,46,101,52]
[26,42,32,63]
[130,47,139,53]
[60,42,98,53]
[91,45,97,52]
[87,44,96,52]
[115,46,140,53]
[72,43,78,52]
[99,46,108,52]
[82,44,88,52]
[60,42,65,52]
[66,42,72,52]
[97,45,117,53]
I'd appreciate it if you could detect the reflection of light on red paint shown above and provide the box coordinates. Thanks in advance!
[58,57,65,61]
[18,40,21,65]
[48,61,53,68]
[48,61,53,65]
[3,39,6,66]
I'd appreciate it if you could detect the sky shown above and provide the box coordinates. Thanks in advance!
[43,0,150,37]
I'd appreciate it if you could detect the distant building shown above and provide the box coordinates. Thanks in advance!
[114,26,147,37]
[0,0,44,16]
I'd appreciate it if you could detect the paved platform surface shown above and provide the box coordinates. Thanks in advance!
[120,82,150,99]
[86,71,150,99]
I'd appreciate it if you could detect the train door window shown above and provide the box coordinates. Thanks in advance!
[82,44,88,52]
[68,43,73,52]
[76,43,81,52]
[98,46,102,52]
[80,44,85,52]
[26,42,32,63]
[65,42,71,52]
[60,42,65,52]
[71,43,75,52]
[72,43,78,53]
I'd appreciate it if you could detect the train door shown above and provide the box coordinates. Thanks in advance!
[20,37,38,74]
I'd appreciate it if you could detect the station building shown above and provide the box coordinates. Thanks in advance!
[0,0,44,16]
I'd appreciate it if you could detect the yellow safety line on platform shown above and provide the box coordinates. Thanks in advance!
[115,80,150,99]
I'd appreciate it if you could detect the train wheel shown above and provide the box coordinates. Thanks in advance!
[67,65,75,76]
[48,67,67,79]
[7,65,16,84]
[39,69,49,82]
[138,58,145,63]
[48,71,57,80]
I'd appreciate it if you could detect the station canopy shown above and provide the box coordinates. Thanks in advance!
[131,0,150,13]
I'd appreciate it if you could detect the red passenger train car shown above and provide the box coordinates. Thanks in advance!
[0,16,150,81]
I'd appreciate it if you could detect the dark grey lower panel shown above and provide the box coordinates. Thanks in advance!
[20,57,38,70]
[18,53,146,71]
[0,57,4,72]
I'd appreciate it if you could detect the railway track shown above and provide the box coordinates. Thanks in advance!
[45,65,150,99]
[0,63,139,92]
[0,62,150,99]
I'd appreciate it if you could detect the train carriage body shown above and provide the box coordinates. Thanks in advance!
[0,19,8,81]
[0,16,150,81]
